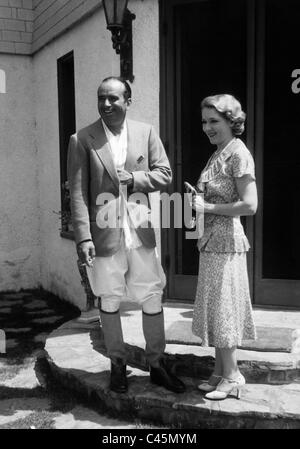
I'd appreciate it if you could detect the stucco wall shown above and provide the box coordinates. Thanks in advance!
[0,54,40,291]
[34,0,161,309]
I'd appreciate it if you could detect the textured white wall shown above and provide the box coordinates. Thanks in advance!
[130,0,160,130]
[32,0,161,309]
[33,4,116,310]
[129,0,162,254]
[0,55,40,291]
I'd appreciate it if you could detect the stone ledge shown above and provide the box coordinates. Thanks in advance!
[54,317,300,385]
[42,319,300,429]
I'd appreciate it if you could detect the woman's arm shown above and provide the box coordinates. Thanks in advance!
[193,174,258,217]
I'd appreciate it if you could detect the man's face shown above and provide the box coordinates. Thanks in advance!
[97,80,131,130]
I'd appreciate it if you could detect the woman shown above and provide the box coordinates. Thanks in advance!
[191,94,257,400]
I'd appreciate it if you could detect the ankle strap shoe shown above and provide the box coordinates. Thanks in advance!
[198,374,222,393]
[205,374,246,400]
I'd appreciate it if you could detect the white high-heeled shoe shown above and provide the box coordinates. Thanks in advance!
[197,374,222,393]
[205,374,246,400]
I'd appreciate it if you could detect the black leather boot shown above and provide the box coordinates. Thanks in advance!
[99,309,127,361]
[150,358,186,393]
[110,359,128,393]
[142,309,166,365]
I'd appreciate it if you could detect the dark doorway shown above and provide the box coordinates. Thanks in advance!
[57,51,76,235]
[161,0,300,308]
[178,0,247,276]
[161,0,249,300]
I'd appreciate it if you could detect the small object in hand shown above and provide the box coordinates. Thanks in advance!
[184,181,197,196]
[187,216,196,229]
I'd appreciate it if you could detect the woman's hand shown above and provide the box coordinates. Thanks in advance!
[194,175,258,217]
[192,194,205,213]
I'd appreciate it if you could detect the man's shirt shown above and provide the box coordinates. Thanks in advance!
[101,119,142,250]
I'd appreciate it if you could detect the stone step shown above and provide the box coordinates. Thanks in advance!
[43,319,300,429]
[72,303,300,385]
[164,345,300,385]
[55,318,300,385]
[121,303,300,385]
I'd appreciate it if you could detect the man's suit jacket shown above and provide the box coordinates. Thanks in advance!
[67,118,172,256]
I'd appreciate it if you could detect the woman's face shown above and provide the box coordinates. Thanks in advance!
[202,107,234,149]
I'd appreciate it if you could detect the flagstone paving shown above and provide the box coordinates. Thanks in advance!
[0,290,165,429]
[1,308,12,314]
[5,328,32,333]
[24,300,53,310]
[31,316,65,325]
[27,309,56,315]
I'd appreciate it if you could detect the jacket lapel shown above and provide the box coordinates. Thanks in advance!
[125,120,143,172]
[90,119,119,190]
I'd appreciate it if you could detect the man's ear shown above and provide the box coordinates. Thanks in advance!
[126,98,132,108]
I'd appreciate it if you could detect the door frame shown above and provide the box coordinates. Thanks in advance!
[159,0,256,302]
[253,0,300,308]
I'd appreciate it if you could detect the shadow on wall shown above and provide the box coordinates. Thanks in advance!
[0,69,6,93]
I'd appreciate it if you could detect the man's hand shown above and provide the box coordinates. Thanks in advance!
[117,169,133,187]
[77,241,96,267]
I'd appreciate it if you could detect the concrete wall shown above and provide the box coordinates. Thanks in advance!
[0,54,40,291]
[34,0,161,309]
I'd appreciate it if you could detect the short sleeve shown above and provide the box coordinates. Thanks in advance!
[231,148,256,180]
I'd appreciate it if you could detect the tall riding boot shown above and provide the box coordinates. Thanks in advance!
[99,309,127,393]
[142,309,185,393]
[142,309,166,367]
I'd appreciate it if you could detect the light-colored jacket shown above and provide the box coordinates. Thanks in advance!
[67,118,172,256]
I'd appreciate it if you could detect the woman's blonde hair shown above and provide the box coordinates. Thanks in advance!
[201,94,246,136]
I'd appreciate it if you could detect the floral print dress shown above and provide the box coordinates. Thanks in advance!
[192,138,257,348]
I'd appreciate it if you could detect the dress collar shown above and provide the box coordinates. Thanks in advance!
[197,138,239,188]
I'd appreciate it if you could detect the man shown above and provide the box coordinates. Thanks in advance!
[67,77,185,394]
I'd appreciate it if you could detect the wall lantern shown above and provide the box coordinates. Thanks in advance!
[102,0,136,82]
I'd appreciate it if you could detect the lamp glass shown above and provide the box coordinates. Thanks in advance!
[103,0,128,27]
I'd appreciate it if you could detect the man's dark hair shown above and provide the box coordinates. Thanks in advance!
[101,76,132,101]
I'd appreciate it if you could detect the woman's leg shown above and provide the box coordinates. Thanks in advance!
[198,347,222,391]
[219,347,240,379]
[204,347,245,400]
[213,348,223,376]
